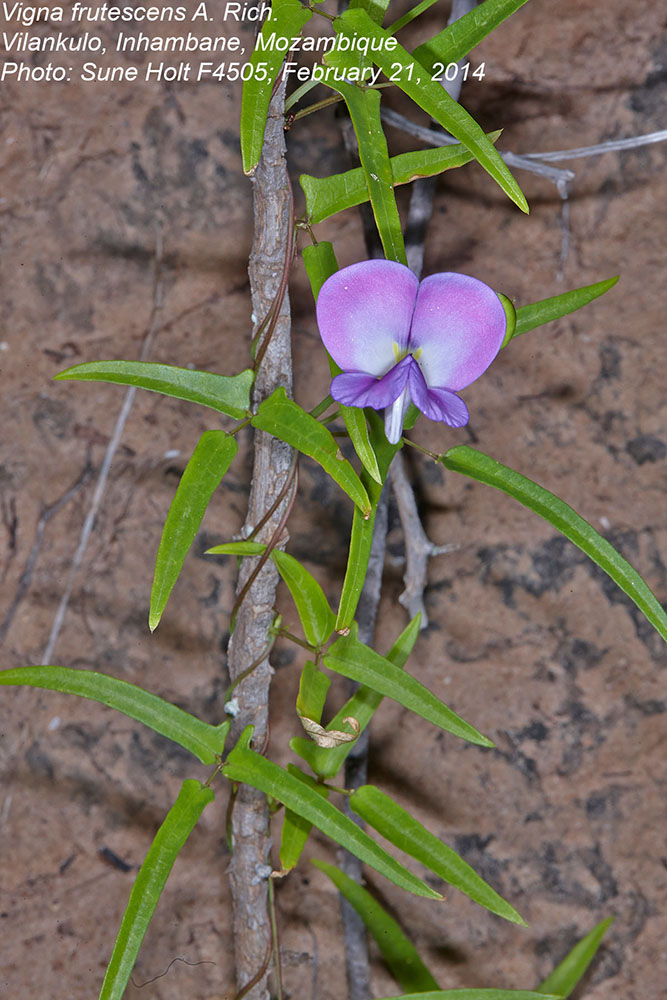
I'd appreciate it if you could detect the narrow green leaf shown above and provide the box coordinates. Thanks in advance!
[150,431,237,631]
[252,388,371,514]
[303,241,339,300]
[240,0,312,173]
[222,744,442,898]
[297,661,331,723]
[336,9,528,214]
[99,780,214,1000]
[375,992,560,1000]
[336,411,400,630]
[511,276,619,340]
[329,81,408,264]
[350,786,525,924]
[55,361,253,420]
[279,764,329,873]
[441,446,667,644]
[324,632,494,747]
[301,136,500,225]
[0,666,229,765]
[206,540,267,557]
[206,541,337,646]
[335,474,381,630]
[388,0,442,35]
[339,405,383,484]
[366,407,405,476]
[538,917,614,996]
[292,614,421,778]
[349,0,391,25]
[273,550,337,647]
[413,0,533,71]
[313,859,440,992]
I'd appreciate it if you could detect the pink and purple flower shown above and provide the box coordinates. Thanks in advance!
[316,260,507,444]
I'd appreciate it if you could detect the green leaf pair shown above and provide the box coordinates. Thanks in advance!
[223,738,442,899]
[291,611,421,778]
[301,134,501,225]
[328,81,408,264]
[309,856,613,999]
[334,8,528,215]
[325,629,493,747]
[206,540,336,647]
[252,386,372,515]
[350,784,525,925]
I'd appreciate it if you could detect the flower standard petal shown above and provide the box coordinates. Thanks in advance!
[409,273,506,391]
[331,355,412,409]
[407,363,469,428]
[317,261,419,378]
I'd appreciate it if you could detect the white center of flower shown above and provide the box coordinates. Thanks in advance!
[392,342,422,365]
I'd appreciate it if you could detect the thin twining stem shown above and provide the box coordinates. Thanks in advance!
[268,878,284,1000]
[224,630,278,704]
[253,174,297,372]
[245,450,299,544]
[229,462,299,630]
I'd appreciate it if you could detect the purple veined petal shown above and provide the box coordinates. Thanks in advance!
[409,273,506,391]
[331,355,412,409]
[317,261,419,378]
[408,363,469,427]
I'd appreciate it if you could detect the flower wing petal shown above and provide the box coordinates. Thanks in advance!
[317,261,419,377]
[409,273,506,391]
[408,363,469,427]
[331,355,412,409]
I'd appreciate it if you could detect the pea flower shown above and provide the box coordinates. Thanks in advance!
[316,260,507,444]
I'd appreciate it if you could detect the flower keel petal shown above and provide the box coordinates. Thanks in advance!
[384,385,411,444]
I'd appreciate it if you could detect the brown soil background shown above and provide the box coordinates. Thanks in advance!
[1,1,666,997]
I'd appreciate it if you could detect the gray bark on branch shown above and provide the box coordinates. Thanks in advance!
[227,80,293,1000]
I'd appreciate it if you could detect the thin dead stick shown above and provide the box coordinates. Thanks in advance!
[226,78,294,1000]
[522,129,667,161]
[382,109,667,185]
[389,453,458,627]
[42,221,165,664]
[381,107,576,187]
